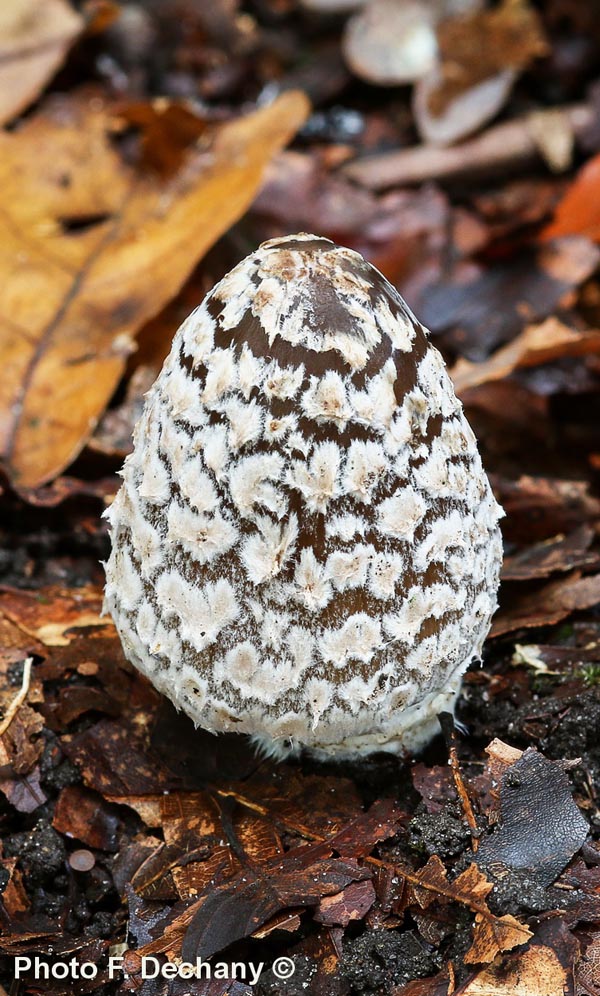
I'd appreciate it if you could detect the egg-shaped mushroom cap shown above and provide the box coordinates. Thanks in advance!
[104,234,503,759]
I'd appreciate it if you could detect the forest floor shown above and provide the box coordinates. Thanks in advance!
[1,1,600,994]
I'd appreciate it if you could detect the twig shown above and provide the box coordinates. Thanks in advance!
[341,103,595,190]
[0,657,32,736]
[448,743,479,853]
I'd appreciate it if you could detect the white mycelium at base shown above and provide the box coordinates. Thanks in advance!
[103,234,503,760]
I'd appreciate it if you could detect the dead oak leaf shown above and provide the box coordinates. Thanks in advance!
[0,0,83,127]
[0,89,309,490]
[402,855,532,964]
[467,911,535,965]
[410,855,493,912]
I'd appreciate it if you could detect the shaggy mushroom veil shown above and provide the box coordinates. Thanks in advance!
[103,234,503,760]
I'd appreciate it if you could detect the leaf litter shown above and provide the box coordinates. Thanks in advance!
[0,1,600,994]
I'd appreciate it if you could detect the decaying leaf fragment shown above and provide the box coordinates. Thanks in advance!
[0,586,106,647]
[414,0,548,145]
[476,747,589,887]
[403,854,532,964]
[451,317,600,396]
[541,152,600,243]
[0,90,309,490]
[461,943,569,996]
[0,0,83,127]
[491,572,600,637]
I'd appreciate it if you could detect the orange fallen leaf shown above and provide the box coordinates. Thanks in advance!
[540,152,600,242]
[0,0,83,126]
[0,89,310,490]
[0,585,107,647]
[451,317,600,395]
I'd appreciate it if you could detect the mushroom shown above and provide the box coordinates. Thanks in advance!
[103,234,503,760]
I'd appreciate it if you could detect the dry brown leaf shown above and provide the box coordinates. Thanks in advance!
[404,855,532,965]
[436,0,547,104]
[410,856,493,912]
[0,0,83,126]
[467,911,534,964]
[451,317,600,395]
[0,858,29,916]
[577,934,600,996]
[0,89,309,490]
[491,572,600,637]
[460,944,568,995]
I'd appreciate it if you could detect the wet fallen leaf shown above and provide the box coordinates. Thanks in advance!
[501,525,599,581]
[490,474,600,544]
[0,89,309,490]
[159,792,283,900]
[419,238,599,361]
[477,748,589,887]
[315,879,376,926]
[61,717,176,796]
[47,683,121,727]
[451,318,600,395]
[325,797,407,858]
[180,854,371,962]
[412,762,457,814]
[0,0,83,126]
[52,785,120,851]
[491,572,600,637]
[404,854,532,963]
[0,762,47,814]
